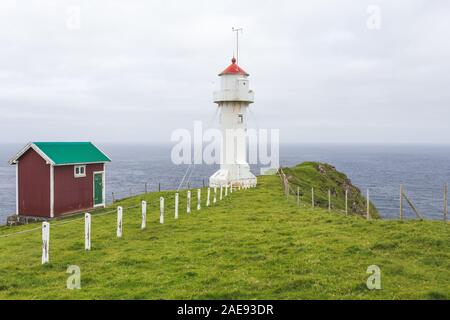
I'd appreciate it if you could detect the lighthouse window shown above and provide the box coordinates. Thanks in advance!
[74,165,86,178]
[238,114,244,123]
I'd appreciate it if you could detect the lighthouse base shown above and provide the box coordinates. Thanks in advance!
[209,165,257,188]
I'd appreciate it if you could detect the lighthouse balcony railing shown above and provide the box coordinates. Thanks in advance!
[213,89,254,103]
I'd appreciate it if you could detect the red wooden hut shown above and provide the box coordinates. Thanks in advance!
[9,142,111,218]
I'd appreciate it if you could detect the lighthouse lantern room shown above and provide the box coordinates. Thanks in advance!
[209,57,257,188]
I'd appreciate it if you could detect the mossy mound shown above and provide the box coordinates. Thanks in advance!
[283,162,380,218]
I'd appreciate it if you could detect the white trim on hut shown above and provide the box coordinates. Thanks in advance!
[9,142,55,165]
[15,161,19,215]
[50,165,54,218]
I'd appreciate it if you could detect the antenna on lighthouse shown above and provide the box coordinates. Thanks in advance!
[232,27,243,64]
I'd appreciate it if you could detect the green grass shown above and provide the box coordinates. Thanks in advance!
[284,162,379,218]
[0,175,448,299]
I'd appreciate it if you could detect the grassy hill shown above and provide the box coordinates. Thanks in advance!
[283,162,379,218]
[0,170,448,299]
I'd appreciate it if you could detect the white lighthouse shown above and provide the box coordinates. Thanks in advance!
[209,57,257,188]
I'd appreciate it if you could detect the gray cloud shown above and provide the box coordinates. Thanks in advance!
[0,0,449,144]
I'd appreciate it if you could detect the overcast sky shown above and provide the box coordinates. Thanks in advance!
[0,0,449,144]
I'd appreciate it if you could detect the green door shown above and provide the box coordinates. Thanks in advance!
[94,173,103,206]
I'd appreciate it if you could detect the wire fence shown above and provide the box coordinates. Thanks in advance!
[0,182,252,240]
[2,168,448,239]
[110,170,448,221]
[277,167,448,222]
[0,182,256,267]
[0,168,447,268]
[108,177,211,204]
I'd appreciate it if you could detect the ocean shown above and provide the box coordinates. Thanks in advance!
[1,143,449,224]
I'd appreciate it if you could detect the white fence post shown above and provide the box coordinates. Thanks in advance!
[206,188,211,207]
[345,189,348,215]
[85,213,91,251]
[160,197,164,224]
[197,189,201,210]
[117,206,123,238]
[230,182,233,194]
[187,191,191,214]
[225,185,228,197]
[175,193,179,219]
[400,184,404,220]
[141,201,147,229]
[444,183,448,222]
[297,187,300,206]
[328,189,331,212]
[213,187,217,204]
[311,187,315,209]
[220,185,223,200]
[41,222,50,264]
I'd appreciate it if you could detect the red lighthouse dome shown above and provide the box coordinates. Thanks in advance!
[219,57,249,76]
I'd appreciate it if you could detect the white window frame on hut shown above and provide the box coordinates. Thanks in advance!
[74,165,86,178]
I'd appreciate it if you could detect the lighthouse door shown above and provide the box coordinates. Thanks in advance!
[93,172,104,207]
